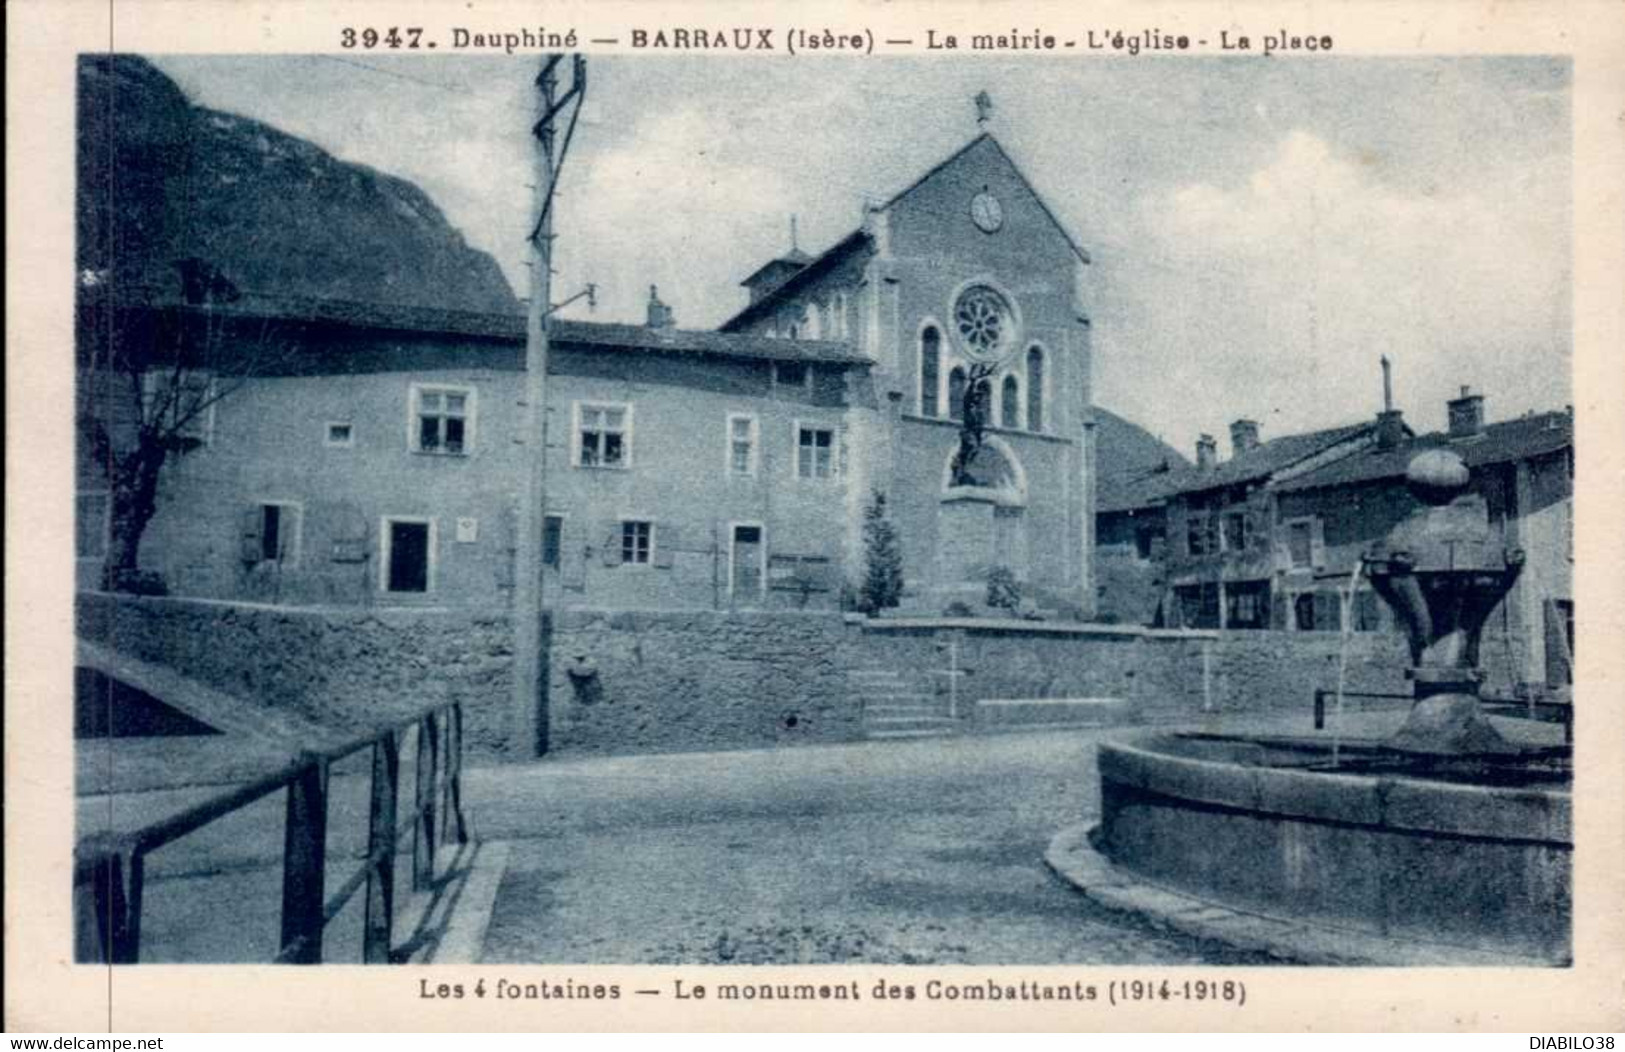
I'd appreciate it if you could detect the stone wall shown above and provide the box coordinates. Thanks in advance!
[78,594,1418,762]
[547,609,859,755]
[77,593,517,754]
[853,618,1410,723]
[76,594,860,759]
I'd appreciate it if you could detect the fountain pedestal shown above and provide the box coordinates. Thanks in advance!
[1365,449,1525,756]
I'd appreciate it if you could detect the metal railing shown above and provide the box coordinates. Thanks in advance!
[74,701,469,964]
[1313,688,1572,743]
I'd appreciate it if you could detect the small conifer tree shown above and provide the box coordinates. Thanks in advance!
[859,488,904,615]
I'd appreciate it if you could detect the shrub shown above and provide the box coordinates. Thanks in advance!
[858,489,904,615]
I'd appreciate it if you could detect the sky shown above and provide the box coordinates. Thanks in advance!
[149,55,1571,456]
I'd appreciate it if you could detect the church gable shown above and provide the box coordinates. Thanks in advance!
[884,134,1088,272]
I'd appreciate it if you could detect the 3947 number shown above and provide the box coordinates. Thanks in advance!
[340,27,427,49]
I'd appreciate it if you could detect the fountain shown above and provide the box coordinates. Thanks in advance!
[1051,449,1571,964]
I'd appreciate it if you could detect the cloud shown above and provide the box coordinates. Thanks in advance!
[1098,129,1569,452]
[550,105,799,326]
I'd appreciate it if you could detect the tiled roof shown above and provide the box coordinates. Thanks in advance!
[1155,422,1376,500]
[721,231,872,332]
[1276,411,1573,493]
[99,291,870,366]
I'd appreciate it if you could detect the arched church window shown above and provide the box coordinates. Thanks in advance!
[1001,375,1020,429]
[920,327,941,417]
[1026,346,1045,432]
[947,366,967,423]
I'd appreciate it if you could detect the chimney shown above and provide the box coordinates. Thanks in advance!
[1374,354,1405,450]
[1196,433,1218,470]
[646,284,675,329]
[1447,385,1485,438]
[1229,419,1260,456]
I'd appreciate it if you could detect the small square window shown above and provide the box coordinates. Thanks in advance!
[620,520,652,565]
[325,422,354,448]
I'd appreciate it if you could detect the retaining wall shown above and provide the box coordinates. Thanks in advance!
[78,594,1416,760]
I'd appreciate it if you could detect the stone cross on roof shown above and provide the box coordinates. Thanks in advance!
[975,90,994,128]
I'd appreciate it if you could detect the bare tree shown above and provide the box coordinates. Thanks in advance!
[78,259,288,592]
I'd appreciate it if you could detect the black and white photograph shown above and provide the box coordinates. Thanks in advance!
[9,0,1625,1033]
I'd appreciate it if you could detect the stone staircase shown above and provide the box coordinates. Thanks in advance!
[848,666,961,740]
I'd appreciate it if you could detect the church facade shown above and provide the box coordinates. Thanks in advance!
[78,132,1098,616]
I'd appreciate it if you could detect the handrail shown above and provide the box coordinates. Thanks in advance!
[74,700,470,965]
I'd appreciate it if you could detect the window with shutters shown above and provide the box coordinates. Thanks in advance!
[575,401,631,469]
[1225,580,1270,630]
[1222,511,1250,553]
[795,424,836,480]
[410,384,474,455]
[726,413,758,477]
[919,326,941,417]
[1286,520,1315,568]
[1186,513,1218,556]
[619,520,653,566]
[242,501,302,567]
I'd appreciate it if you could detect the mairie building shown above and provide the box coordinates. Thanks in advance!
[78,131,1109,617]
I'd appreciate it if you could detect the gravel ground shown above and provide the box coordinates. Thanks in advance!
[473,728,1276,965]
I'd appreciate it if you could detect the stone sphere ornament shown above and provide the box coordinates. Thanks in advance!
[1406,448,1472,505]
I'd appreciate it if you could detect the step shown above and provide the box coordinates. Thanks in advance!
[867,727,961,740]
[863,704,950,718]
[856,692,936,705]
[973,697,1130,730]
[865,716,962,733]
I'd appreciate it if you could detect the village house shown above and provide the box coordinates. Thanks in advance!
[77,69,1180,619]
[1095,385,1573,694]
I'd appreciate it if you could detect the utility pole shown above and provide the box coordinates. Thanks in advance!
[512,56,561,757]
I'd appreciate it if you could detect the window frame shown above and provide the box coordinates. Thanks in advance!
[725,412,760,478]
[252,499,304,568]
[542,513,565,570]
[793,420,838,481]
[1025,344,1047,434]
[618,518,655,568]
[1283,516,1318,569]
[727,520,768,598]
[917,320,944,418]
[324,421,356,449]
[408,383,476,457]
[1221,510,1250,553]
[378,514,436,594]
[572,399,634,470]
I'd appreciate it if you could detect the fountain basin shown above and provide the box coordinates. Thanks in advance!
[1095,734,1571,963]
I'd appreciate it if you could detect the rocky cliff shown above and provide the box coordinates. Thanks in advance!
[77,55,519,314]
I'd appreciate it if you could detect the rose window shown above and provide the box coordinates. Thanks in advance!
[953,286,1015,362]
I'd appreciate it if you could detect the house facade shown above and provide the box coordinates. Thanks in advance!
[1094,388,1574,693]
[78,132,1102,616]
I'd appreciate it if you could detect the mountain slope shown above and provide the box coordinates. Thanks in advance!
[77,55,519,314]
